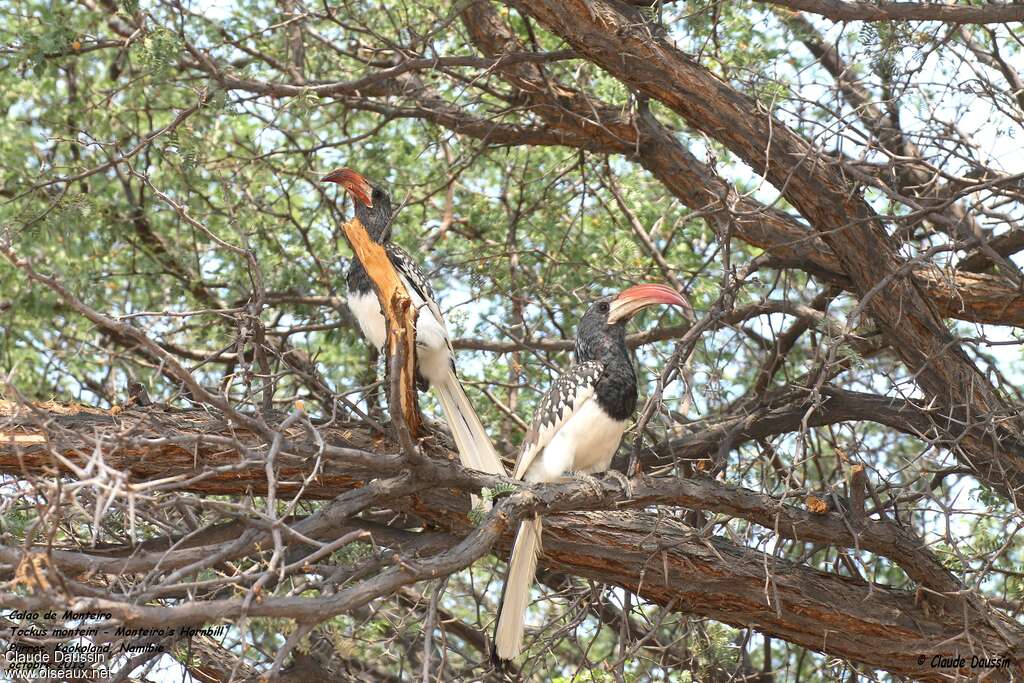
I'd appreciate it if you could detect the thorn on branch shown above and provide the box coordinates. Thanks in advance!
[850,463,867,524]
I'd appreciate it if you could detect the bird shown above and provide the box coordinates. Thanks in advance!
[492,283,688,666]
[322,167,507,482]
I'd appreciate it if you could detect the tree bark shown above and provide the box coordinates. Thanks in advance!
[758,0,1024,23]
[1,403,1022,680]
[508,0,1024,509]
[341,216,422,437]
[457,1,1024,332]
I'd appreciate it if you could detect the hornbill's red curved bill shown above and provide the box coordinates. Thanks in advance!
[322,167,507,484]
[492,283,688,666]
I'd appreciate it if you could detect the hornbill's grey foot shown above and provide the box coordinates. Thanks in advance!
[602,469,633,498]
[566,472,606,497]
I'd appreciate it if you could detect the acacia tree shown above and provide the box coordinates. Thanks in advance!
[2,0,1024,680]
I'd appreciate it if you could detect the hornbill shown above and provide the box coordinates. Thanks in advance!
[492,284,687,666]
[322,168,506,480]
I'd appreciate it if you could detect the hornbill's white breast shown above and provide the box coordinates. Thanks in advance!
[514,361,625,483]
[345,245,454,387]
[525,396,627,482]
[347,289,387,351]
[335,176,506,486]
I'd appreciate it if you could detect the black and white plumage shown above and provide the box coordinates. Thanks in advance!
[323,167,506,481]
[493,284,687,666]
[348,241,448,390]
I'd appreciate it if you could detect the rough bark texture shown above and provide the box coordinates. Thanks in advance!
[2,404,1022,680]
[456,1,1024,332]
[6,2,1024,679]
[506,0,1024,509]
[341,216,422,436]
[758,0,1024,23]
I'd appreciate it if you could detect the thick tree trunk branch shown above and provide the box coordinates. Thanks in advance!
[166,13,1024,330]
[508,0,1024,509]
[760,0,1024,23]
[1,404,1022,679]
[0,395,985,591]
[457,2,1024,331]
[541,512,1020,681]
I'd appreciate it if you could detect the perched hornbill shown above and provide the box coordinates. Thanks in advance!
[322,168,506,479]
[492,284,687,665]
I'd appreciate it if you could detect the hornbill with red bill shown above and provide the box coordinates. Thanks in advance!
[322,168,506,481]
[492,283,688,666]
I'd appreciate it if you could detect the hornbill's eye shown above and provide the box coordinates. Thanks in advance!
[598,301,610,313]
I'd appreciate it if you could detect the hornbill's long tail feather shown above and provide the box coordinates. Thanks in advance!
[493,515,542,666]
[435,367,506,477]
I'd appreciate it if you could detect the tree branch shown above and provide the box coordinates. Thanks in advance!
[340,216,423,438]
[761,0,1024,23]
[510,0,1024,510]
[2,402,1022,680]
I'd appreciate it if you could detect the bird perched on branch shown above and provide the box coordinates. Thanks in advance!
[322,167,506,481]
[492,283,688,666]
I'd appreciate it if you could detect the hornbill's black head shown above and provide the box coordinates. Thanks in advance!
[322,167,394,242]
[576,284,688,363]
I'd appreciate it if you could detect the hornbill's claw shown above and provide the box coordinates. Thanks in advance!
[603,469,633,498]
[564,472,605,497]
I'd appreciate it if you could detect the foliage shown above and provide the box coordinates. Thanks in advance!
[2,0,1024,681]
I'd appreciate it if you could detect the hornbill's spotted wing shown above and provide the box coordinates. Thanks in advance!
[512,361,605,480]
[386,244,447,333]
